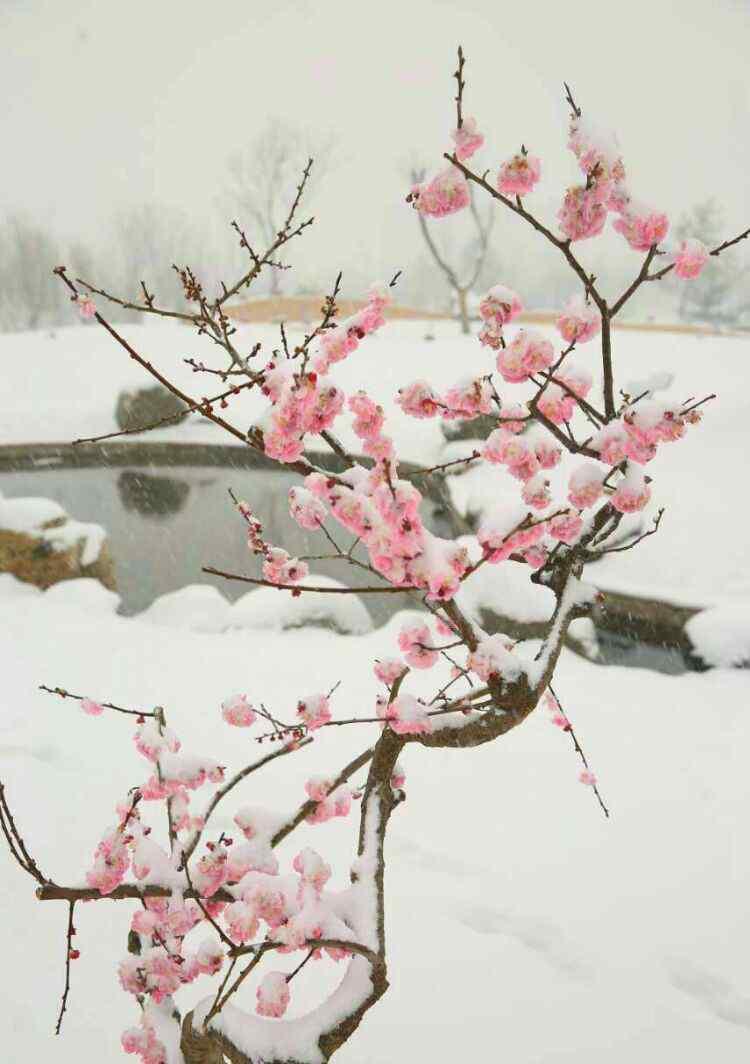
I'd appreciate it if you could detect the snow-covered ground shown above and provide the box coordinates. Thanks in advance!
[1,575,749,1063]
[1,317,749,1061]
[2,316,749,608]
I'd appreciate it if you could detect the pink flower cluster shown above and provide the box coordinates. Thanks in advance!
[497,151,541,197]
[312,285,389,375]
[467,633,518,682]
[305,450,470,602]
[236,497,309,589]
[561,115,629,243]
[409,165,471,218]
[590,398,700,467]
[496,329,554,383]
[477,284,523,349]
[121,1019,166,1063]
[304,776,354,824]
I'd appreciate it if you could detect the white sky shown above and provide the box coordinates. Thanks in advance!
[2,0,749,291]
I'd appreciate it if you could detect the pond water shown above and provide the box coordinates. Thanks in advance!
[0,448,449,627]
[0,444,696,672]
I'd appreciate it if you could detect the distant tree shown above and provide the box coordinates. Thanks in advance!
[224,119,334,296]
[410,167,494,333]
[0,214,64,331]
[674,199,748,327]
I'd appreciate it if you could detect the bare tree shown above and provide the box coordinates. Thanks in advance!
[410,167,495,333]
[224,118,334,296]
[674,199,749,327]
[0,214,65,331]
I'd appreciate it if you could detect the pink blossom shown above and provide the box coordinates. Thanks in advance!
[467,634,518,682]
[288,486,327,530]
[479,284,523,326]
[613,204,669,251]
[482,427,513,465]
[442,377,493,419]
[504,437,540,481]
[579,769,597,786]
[478,318,504,350]
[548,511,583,545]
[533,434,562,469]
[611,464,651,513]
[451,116,484,160]
[293,847,331,893]
[592,420,628,465]
[536,384,576,425]
[349,391,385,439]
[397,622,438,669]
[410,165,470,218]
[262,548,309,586]
[374,658,408,685]
[256,971,291,1018]
[195,939,224,976]
[77,296,96,320]
[673,238,709,280]
[297,693,331,730]
[497,152,541,197]
[556,295,601,344]
[224,900,259,944]
[81,697,104,716]
[397,379,441,419]
[497,329,554,383]
[522,544,548,568]
[384,693,432,735]
[522,473,551,511]
[221,693,256,728]
[391,761,407,789]
[558,186,607,242]
[568,463,605,509]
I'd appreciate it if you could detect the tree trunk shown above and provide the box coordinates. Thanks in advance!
[456,288,471,334]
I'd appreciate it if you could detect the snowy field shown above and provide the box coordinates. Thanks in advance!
[1,316,749,1061]
[1,575,749,1063]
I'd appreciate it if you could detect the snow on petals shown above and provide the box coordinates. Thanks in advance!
[256,971,291,1018]
[479,284,523,328]
[397,622,438,669]
[288,486,327,530]
[613,202,669,252]
[221,693,256,728]
[297,693,332,730]
[611,464,651,513]
[81,697,104,716]
[497,151,541,197]
[672,238,709,280]
[556,295,601,345]
[383,693,432,735]
[451,116,484,160]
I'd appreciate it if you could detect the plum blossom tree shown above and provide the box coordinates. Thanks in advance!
[3,47,749,1064]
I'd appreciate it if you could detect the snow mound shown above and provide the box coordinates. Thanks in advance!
[0,493,107,566]
[140,585,233,633]
[43,577,121,614]
[686,604,750,668]
[229,575,372,635]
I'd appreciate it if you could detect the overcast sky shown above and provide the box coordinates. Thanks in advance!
[2,0,749,294]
